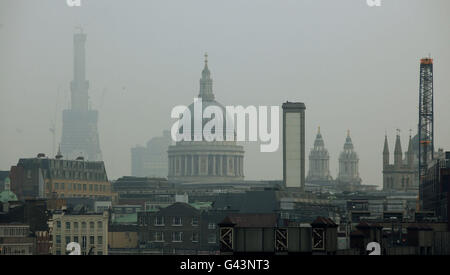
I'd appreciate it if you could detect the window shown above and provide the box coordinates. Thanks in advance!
[83,184,87,191]
[81,222,86,229]
[172,232,183,242]
[208,233,216,244]
[97,221,103,230]
[74,222,79,230]
[74,236,79,243]
[155,216,164,226]
[89,222,95,230]
[97,251,103,255]
[97,236,103,245]
[90,236,95,245]
[192,232,199,242]
[89,184,93,191]
[65,236,71,244]
[55,250,61,255]
[61,183,65,190]
[56,221,61,229]
[56,235,61,244]
[55,183,59,190]
[154,232,164,242]
[65,222,71,230]
[192,217,199,226]
[82,236,87,249]
[208,223,216,230]
[173,217,182,226]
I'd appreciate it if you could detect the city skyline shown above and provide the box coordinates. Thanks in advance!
[1,0,450,187]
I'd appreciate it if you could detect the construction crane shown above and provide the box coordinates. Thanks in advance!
[418,57,434,210]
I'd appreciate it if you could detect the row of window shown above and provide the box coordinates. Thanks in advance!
[56,220,103,231]
[49,182,109,192]
[141,217,218,230]
[0,226,29,237]
[55,235,103,246]
[51,169,107,181]
[153,232,216,243]
[0,245,32,255]
[51,160,103,170]
[55,250,103,255]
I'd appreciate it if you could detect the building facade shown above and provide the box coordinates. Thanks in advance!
[137,202,218,254]
[383,133,419,192]
[0,223,34,255]
[421,152,450,227]
[50,211,109,255]
[60,31,102,161]
[336,131,362,191]
[10,154,115,201]
[282,102,306,190]
[167,56,244,184]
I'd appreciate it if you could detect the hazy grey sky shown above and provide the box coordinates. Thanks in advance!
[1,0,449,187]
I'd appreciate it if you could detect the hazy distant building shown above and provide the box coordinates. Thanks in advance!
[131,130,171,178]
[167,55,244,184]
[60,31,102,161]
[282,102,306,190]
[383,133,419,192]
[306,127,333,187]
[336,131,362,191]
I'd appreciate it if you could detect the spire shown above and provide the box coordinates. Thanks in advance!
[383,135,389,154]
[314,126,324,148]
[383,135,389,167]
[344,130,353,150]
[407,132,414,167]
[70,30,90,112]
[56,144,63,159]
[394,130,402,166]
[199,53,214,101]
[407,130,413,153]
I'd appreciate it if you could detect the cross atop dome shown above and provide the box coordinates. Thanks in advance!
[199,53,214,101]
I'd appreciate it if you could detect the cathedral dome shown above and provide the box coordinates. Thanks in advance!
[184,99,235,141]
[179,54,235,142]
[0,190,18,203]
[168,54,244,184]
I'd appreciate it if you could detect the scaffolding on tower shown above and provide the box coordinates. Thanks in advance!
[418,57,434,210]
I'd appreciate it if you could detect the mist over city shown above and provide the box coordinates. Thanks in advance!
[0,0,450,260]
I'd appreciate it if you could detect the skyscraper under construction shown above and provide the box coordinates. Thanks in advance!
[60,30,102,161]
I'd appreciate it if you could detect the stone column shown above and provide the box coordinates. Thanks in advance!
[212,155,216,176]
[190,155,193,176]
[217,155,221,176]
[241,156,244,177]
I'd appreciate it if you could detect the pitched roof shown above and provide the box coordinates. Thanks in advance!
[156,202,200,216]
[355,220,382,229]
[311,216,338,227]
[219,213,278,228]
